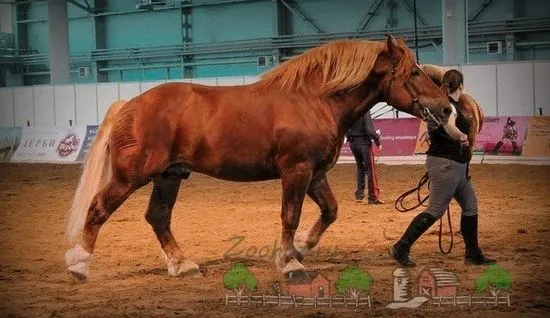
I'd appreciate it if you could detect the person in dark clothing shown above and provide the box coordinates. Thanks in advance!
[390,69,495,267]
[346,111,383,204]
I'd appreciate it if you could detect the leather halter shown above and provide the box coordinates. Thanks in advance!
[387,62,442,127]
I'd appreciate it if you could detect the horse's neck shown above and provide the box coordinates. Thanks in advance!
[330,88,381,135]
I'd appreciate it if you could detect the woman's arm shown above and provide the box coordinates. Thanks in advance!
[443,112,468,143]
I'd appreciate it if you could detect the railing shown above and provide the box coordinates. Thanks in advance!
[224,294,372,308]
[431,294,511,307]
[2,17,550,67]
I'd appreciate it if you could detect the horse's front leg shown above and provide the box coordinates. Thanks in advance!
[294,174,338,258]
[276,163,313,275]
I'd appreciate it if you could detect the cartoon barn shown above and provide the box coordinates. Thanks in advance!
[287,271,331,297]
[418,268,460,298]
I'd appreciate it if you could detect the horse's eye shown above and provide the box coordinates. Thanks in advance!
[411,69,420,77]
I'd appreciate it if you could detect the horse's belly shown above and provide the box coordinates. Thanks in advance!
[197,162,280,182]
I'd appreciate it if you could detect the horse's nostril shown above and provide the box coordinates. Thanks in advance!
[443,107,452,115]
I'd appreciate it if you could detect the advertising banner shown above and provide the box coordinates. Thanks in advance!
[76,125,99,162]
[522,116,550,157]
[475,116,529,155]
[340,118,420,157]
[375,118,421,156]
[0,127,22,163]
[11,126,86,163]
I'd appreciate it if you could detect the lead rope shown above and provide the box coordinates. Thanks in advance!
[394,172,454,254]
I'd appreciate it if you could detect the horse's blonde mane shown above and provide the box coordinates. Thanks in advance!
[260,40,396,94]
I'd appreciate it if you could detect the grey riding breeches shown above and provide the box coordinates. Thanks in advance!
[424,155,478,219]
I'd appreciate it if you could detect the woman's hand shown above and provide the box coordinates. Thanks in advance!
[460,134,469,147]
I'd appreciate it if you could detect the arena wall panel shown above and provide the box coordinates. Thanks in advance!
[497,63,535,116]
[75,84,98,126]
[0,62,548,128]
[192,78,218,86]
[534,62,550,116]
[461,64,498,116]
[119,83,141,101]
[243,76,260,85]
[216,77,245,86]
[0,88,14,126]
[54,85,76,127]
[97,83,120,124]
[13,87,34,126]
[33,85,55,127]
[140,81,167,94]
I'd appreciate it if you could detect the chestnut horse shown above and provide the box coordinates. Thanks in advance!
[65,36,452,282]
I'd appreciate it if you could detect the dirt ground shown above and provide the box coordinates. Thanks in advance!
[0,163,549,317]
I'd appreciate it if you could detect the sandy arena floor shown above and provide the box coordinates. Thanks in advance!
[0,163,549,317]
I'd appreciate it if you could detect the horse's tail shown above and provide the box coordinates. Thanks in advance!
[66,100,127,245]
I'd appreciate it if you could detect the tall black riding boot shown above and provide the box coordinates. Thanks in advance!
[491,141,503,155]
[390,213,436,267]
[511,141,520,156]
[461,215,496,265]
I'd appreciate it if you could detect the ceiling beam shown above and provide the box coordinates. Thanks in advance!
[399,0,428,26]
[68,0,96,14]
[279,0,324,33]
[356,0,385,32]
[469,0,497,22]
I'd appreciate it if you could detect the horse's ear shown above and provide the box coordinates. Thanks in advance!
[386,35,399,59]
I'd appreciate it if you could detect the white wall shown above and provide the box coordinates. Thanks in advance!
[0,88,14,126]
[462,64,498,116]
[13,87,34,126]
[1,61,549,127]
[497,63,535,116]
[33,85,55,126]
[534,62,550,116]
[0,4,12,33]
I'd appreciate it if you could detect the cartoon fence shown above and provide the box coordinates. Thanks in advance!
[224,294,372,308]
[431,294,511,307]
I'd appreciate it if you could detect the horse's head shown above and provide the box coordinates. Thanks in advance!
[376,36,452,125]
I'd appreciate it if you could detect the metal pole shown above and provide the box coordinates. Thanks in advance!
[413,0,419,61]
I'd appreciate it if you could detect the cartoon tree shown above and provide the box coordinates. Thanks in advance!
[335,265,373,299]
[223,263,258,299]
[475,265,512,297]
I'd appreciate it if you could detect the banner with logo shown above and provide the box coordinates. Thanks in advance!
[0,127,22,163]
[76,125,99,162]
[11,126,86,163]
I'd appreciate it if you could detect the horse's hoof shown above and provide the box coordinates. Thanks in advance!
[65,245,91,282]
[167,258,201,277]
[67,269,87,283]
[181,267,203,279]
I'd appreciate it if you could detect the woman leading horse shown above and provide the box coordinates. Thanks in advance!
[65,36,452,282]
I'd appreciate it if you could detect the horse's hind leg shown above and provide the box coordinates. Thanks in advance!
[66,177,139,282]
[145,175,200,277]
[294,174,338,258]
